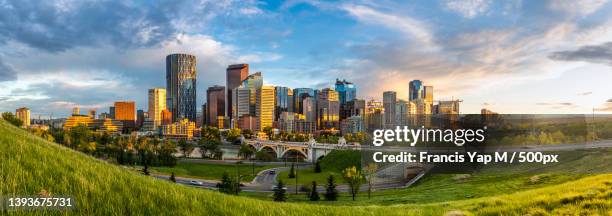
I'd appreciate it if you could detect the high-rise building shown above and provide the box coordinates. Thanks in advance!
[166,53,197,122]
[365,99,384,130]
[346,99,366,117]
[206,85,225,127]
[162,118,196,139]
[114,101,136,131]
[161,109,172,125]
[302,97,317,124]
[383,91,397,128]
[72,107,80,116]
[293,88,315,114]
[88,109,96,119]
[226,64,249,123]
[148,88,166,127]
[317,88,340,130]
[409,80,423,101]
[109,106,115,119]
[255,85,275,131]
[335,79,357,119]
[15,107,30,127]
[424,86,434,103]
[396,100,409,126]
[137,109,145,129]
[233,86,251,122]
[274,86,290,122]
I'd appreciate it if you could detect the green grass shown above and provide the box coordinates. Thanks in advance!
[151,161,278,182]
[1,119,611,215]
[278,150,361,185]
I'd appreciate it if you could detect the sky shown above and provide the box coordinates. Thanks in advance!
[1,0,612,118]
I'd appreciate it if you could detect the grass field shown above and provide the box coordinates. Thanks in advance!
[151,161,278,182]
[278,150,361,185]
[1,119,611,215]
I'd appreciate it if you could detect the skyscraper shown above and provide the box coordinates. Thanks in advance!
[335,79,356,119]
[206,85,225,126]
[274,86,290,122]
[383,91,397,128]
[114,101,136,131]
[409,80,423,101]
[166,53,197,122]
[72,107,80,115]
[256,85,275,131]
[88,109,96,119]
[15,107,30,127]
[293,88,315,114]
[148,88,166,127]
[423,85,434,103]
[317,88,340,130]
[226,64,249,123]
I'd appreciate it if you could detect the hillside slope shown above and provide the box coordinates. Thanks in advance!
[1,119,611,215]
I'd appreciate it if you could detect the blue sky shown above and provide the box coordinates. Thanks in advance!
[1,0,612,118]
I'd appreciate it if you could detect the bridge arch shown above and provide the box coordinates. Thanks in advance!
[281,148,308,160]
[259,145,278,156]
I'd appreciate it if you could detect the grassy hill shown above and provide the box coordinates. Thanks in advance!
[1,119,611,215]
[278,150,361,185]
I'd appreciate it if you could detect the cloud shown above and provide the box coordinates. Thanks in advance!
[594,99,612,111]
[535,102,578,109]
[341,4,434,47]
[548,0,609,16]
[549,42,612,66]
[444,0,492,18]
[578,91,593,96]
[0,58,17,82]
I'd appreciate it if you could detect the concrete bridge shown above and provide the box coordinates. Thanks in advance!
[243,138,361,162]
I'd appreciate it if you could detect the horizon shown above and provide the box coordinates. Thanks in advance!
[1,0,612,118]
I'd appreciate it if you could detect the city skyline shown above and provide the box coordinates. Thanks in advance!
[2,0,612,118]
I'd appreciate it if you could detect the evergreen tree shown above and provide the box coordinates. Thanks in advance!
[324,175,338,201]
[309,181,320,201]
[314,160,322,173]
[170,172,176,183]
[288,163,296,178]
[218,172,233,194]
[142,164,150,176]
[273,180,287,202]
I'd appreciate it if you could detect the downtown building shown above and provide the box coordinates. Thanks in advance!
[226,64,249,125]
[256,85,275,132]
[317,88,340,131]
[383,91,397,128]
[166,53,197,123]
[335,79,356,120]
[148,88,166,128]
[206,85,226,128]
[114,101,136,132]
[232,72,262,130]
[15,107,30,128]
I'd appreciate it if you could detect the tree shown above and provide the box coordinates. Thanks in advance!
[199,139,221,158]
[170,172,176,182]
[238,144,255,160]
[288,163,296,178]
[324,175,338,201]
[218,172,241,195]
[201,126,221,141]
[343,166,363,201]
[364,163,378,199]
[1,112,23,127]
[273,180,287,202]
[309,181,320,201]
[178,139,194,158]
[226,128,242,144]
[314,160,322,173]
[263,127,274,139]
[242,129,254,139]
[255,150,275,162]
[142,164,150,175]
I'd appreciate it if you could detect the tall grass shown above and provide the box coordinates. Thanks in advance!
[1,119,610,215]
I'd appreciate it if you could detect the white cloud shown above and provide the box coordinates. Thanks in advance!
[341,4,435,49]
[548,0,609,16]
[445,0,492,18]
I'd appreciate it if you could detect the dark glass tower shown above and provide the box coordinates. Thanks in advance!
[409,80,423,101]
[334,79,356,119]
[166,53,197,122]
